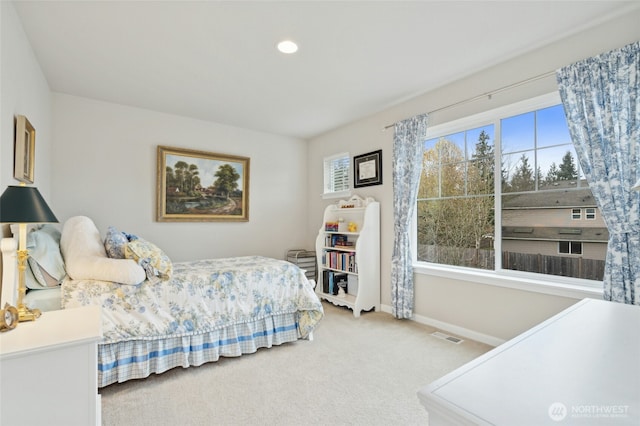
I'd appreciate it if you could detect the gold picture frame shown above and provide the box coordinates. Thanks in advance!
[14,115,35,184]
[157,145,250,222]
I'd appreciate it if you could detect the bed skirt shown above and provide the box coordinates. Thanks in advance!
[99,312,302,387]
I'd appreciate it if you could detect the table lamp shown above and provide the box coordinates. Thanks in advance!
[0,184,58,322]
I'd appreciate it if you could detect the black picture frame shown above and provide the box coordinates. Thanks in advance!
[353,149,382,188]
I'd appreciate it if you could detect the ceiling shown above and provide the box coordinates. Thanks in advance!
[12,1,638,139]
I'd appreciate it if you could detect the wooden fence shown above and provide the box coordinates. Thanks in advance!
[417,245,605,281]
[502,251,605,281]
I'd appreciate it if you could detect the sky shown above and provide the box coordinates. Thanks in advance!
[166,154,245,188]
[424,103,582,182]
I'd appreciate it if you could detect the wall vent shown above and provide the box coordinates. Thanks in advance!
[431,331,464,344]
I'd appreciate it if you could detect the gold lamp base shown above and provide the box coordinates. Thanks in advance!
[17,304,41,322]
[0,184,59,327]
[16,249,41,322]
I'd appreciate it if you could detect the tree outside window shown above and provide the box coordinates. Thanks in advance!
[416,102,607,282]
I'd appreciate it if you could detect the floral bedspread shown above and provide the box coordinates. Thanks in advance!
[62,256,323,344]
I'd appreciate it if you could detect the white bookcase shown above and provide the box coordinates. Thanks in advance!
[315,195,380,317]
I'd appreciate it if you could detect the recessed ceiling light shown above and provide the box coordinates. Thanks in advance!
[277,40,298,54]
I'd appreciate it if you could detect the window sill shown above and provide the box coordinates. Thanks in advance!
[322,190,351,200]
[413,263,603,300]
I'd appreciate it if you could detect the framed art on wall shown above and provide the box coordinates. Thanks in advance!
[354,149,382,188]
[157,145,250,222]
[14,115,36,184]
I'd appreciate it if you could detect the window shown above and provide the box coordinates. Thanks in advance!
[559,241,582,255]
[323,152,350,198]
[417,125,495,269]
[416,93,607,285]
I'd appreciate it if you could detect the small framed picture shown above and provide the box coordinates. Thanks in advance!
[14,115,36,184]
[354,149,382,188]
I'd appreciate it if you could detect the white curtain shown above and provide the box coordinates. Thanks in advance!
[556,41,639,304]
[391,114,427,318]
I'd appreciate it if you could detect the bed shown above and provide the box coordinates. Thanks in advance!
[3,216,323,387]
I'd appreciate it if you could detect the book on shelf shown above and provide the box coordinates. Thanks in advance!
[324,234,355,248]
[323,270,348,295]
[334,240,354,247]
[347,275,358,295]
[323,251,357,272]
[334,273,348,294]
[325,222,339,232]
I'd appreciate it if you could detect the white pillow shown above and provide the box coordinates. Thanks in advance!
[60,216,145,285]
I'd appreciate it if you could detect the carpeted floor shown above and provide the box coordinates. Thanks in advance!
[100,302,491,425]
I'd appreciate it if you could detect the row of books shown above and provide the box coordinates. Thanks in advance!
[322,271,349,295]
[324,222,340,232]
[322,250,357,273]
[323,234,355,248]
[322,271,359,296]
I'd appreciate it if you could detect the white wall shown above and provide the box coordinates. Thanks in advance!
[0,2,52,305]
[0,1,52,198]
[51,94,308,262]
[307,9,640,343]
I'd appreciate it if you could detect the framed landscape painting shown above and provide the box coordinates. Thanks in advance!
[157,146,250,222]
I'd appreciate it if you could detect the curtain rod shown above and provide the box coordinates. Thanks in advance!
[383,70,557,130]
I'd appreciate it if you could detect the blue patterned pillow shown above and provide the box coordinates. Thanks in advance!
[104,226,128,259]
[124,238,173,281]
[123,231,139,241]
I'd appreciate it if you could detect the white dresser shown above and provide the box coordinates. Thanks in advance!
[0,305,102,426]
[418,298,639,425]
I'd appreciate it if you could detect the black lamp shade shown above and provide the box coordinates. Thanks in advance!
[0,186,58,223]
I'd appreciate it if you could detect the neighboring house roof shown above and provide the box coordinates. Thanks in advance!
[502,226,609,242]
[503,185,597,209]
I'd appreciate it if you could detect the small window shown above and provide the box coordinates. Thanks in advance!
[585,208,596,220]
[571,208,581,220]
[559,241,582,255]
[323,153,350,198]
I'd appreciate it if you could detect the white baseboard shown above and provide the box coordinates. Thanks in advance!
[380,303,505,347]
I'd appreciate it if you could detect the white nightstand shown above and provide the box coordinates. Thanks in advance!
[0,305,102,426]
